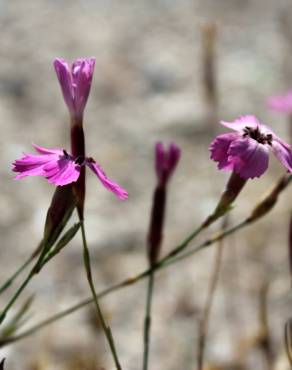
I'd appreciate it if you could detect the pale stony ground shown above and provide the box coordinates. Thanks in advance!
[0,1,292,369]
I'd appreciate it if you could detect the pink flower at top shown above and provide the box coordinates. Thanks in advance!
[210,115,292,179]
[12,144,128,200]
[54,58,96,120]
[155,142,181,186]
[267,90,292,114]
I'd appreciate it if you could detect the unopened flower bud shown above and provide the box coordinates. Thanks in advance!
[147,186,166,266]
[147,142,181,266]
[43,185,76,249]
[155,142,181,187]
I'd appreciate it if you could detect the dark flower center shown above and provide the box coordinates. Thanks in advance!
[243,126,273,145]
[62,150,96,166]
[74,156,85,165]
[63,149,69,157]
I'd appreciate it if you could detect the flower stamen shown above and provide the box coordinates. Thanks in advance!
[63,149,69,158]
[243,126,273,145]
[74,156,85,165]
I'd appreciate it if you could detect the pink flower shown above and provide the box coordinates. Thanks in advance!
[155,142,181,186]
[12,144,128,200]
[54,58,96,119]
[210,115,292,179]
[267,90,292,114]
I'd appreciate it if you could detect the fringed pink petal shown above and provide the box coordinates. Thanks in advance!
[271,139,292,173]
[228,138,269,179]
[44,158,81,186]
[220,115,260,132]
[87,161,128,200]
[12,151,60,179]
[53,58,74,115]
[73,58,96,118]
[210,133,238,171]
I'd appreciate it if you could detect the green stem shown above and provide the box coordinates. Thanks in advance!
[161,219,248,269]
[80,220,122,370]
[0,272,34,324]
[0,219,250,347]
[197,216,227,370]
[0,257,34,295]
[0,243,43,295]
[162,224,205,261]
[143,271,155,370]
[0,247,48,324]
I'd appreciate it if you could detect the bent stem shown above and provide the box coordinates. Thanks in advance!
[0,218,251,347]
[79,220,122,370]
[143,271,155,370]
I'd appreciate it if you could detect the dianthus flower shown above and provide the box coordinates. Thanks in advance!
[210,115,292,179]
[267,90,292,114]
[12,144,128,200]
[54,58,95,120]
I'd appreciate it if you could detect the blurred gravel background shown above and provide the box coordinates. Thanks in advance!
[0,1,292,369]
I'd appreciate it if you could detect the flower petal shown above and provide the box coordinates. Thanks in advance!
[12,151,59,179]
[87,161,128,200]
[155,142,165,179]
[72,58,96,118]
[228,138,269,179]
[167,143,181,175]
[155,142,181,184]
[32,143,63,155]
[210,133,238,171]
[44,157,81,186]
[271,138,292,173]
[53,58,74,115]
[220,115,260,132]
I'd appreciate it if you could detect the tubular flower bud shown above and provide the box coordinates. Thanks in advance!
[43,185,76,249]
[147,142,181,265]
[155,142,181,187]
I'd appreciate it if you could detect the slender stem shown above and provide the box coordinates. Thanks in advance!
[0,242,43,295]
[0,218,251,347]
[0,257,33,295]
[143,271,155,370]
[163,225,205,261]
[163,220,249,269]
[0,272,34,324]
[197,217,227,370]
[80,220,122,370]
[0,246,48,325]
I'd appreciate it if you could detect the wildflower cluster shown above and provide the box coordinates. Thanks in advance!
[2,57,292,370]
